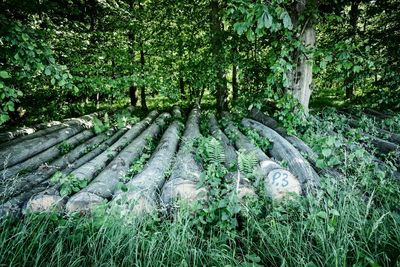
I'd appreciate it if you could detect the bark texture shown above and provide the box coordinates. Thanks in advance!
[250,108,341,178]
[62,111,158,185]
[1,129,125,217]
[2,129,95,180]
[22,128,127,213]
[223,115,301,199]
[112,120,182,215]
[209,114,255,200]
[0,125,88,169]
[242,118,320,193]
[288,0,316,114]
[161,106,205,206]
[65,113,170,213]
[1,129,122,204]
[0,112,99,149]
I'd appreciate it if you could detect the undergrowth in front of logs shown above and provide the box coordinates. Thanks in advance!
[0,109,399,266]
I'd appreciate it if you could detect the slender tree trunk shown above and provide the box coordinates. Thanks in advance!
[232,64,238,101]
[140,49,148,111]
[129,86,138,106]
[210,0,227,113]
[345,0,360,99]
[179,77,186,99]
[288,0,316,115]
[127,12,138,108]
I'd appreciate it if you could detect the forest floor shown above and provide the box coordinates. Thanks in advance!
[0,105,399,266]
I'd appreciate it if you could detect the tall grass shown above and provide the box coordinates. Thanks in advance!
[0,109,399,266]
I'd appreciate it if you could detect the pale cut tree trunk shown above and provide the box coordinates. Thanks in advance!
[242,118,320,193]
[161,106,206,207]
[0,128,122,204]
[209,114,255,200]
[0,128,125,217]
[2,129,95,180]
[249,108,341,178]
[64,113,170,214]
[112,120,182,215]
[223,114,301,199]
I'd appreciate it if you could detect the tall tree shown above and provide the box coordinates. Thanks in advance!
[210,0,228,113]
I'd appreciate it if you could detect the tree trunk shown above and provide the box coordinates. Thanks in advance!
[0,125,87,168]
[129,86,138,107]
[232,64,238,102]
[210,0,227,113]
[179,77,186,100]
[249,108,341,178]
[1,129,95,180]
[65,113,170,213]
[345,0,360,99]
[140,49,148,111]
[24,112,159,213]
[242,118,321,193]
[112,120,182,215]
[0,112,100,149]
[128,23,138,107]
[222,115,301,199]
[161,106,205,207]
[288,0,316,114]
[209,114,255,200]
[20,129,126,213]
[0,128,124,209]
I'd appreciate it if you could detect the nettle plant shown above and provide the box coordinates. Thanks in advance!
[50,171,87,197]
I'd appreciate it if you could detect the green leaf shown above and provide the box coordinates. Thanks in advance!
[321,148,332,157]
[317,211,328,219]
[281,12,293,30]
[44,67,51,76]
[263,12,273,29]
[0,71,10,79]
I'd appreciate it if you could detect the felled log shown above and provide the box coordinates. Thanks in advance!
[364,109,392,120]
[24,111,159,213]
[0,121,92,168]
[111,120,182,215]
[285,135,342,178]
[341,114,400,146]
[56,111,158,187]
[65,113,171,213]
[223,116,301,199]
[161,106,206,206]
[0,128,125,217]
[242,118,320,193]
[0,128,123,204]
[209,114,255,199]
[1,129,95,180]
[0,112,99,149]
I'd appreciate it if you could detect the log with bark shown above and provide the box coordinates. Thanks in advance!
[223,115,301,199]
[364,109,392,120]
[0,128,126,217]
[111,120,182,215]
[160,106,206,207]
[0,128,123,203]
[0,112,99,149]
[242,118,320,193]
[65,112,171,213]
[24,111,159,212]
[209,114,255,200]
[0,121,93,168]
[341,113,400,145]
[1,129,95,180]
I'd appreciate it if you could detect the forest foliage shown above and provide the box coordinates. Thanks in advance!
[0,0,399,127]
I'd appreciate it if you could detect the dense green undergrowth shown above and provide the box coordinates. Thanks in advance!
[1,109,399,267]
